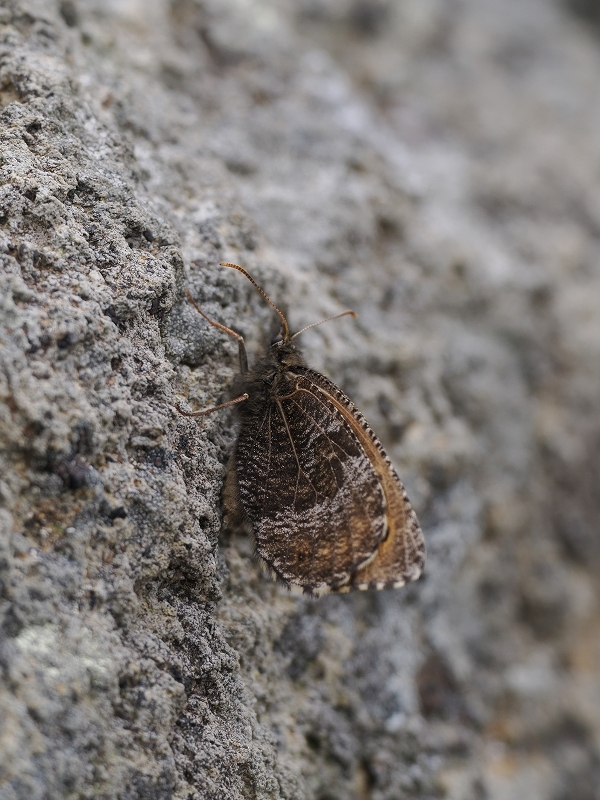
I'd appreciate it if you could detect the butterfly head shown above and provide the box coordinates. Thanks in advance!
[270,337,306,369]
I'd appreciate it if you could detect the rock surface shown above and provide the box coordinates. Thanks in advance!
[1,1,600,799]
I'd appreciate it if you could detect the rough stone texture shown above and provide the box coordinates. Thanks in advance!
[1,1,600,799]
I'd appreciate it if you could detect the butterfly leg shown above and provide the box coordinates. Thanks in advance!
[176,393,249,417]
[185,289,248,374]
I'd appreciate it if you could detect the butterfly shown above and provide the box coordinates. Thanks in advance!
[177,263,425,595]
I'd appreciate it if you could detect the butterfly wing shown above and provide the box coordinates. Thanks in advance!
[231,366,425,593]
[297,369,426,592]
[232,370,389,592]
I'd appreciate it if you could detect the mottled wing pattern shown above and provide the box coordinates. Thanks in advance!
[234,372,388,592]
[291,368,426,593]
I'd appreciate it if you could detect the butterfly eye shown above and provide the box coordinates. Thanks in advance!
[270,333,284,346]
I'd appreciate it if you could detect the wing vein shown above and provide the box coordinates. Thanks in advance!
[276,399,320,504]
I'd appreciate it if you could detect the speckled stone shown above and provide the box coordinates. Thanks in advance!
[1,1,600,799]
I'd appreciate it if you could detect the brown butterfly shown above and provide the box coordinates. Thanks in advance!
[177,263,425,595]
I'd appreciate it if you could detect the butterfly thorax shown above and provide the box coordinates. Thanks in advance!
[236,341,308,413]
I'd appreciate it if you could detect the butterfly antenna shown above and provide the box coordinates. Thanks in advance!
[220,262,290,341]
[290,310,357,341]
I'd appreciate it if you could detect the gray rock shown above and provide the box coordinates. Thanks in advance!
[1,1,599,798]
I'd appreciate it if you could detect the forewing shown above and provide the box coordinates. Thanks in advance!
[234,372,388,591]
